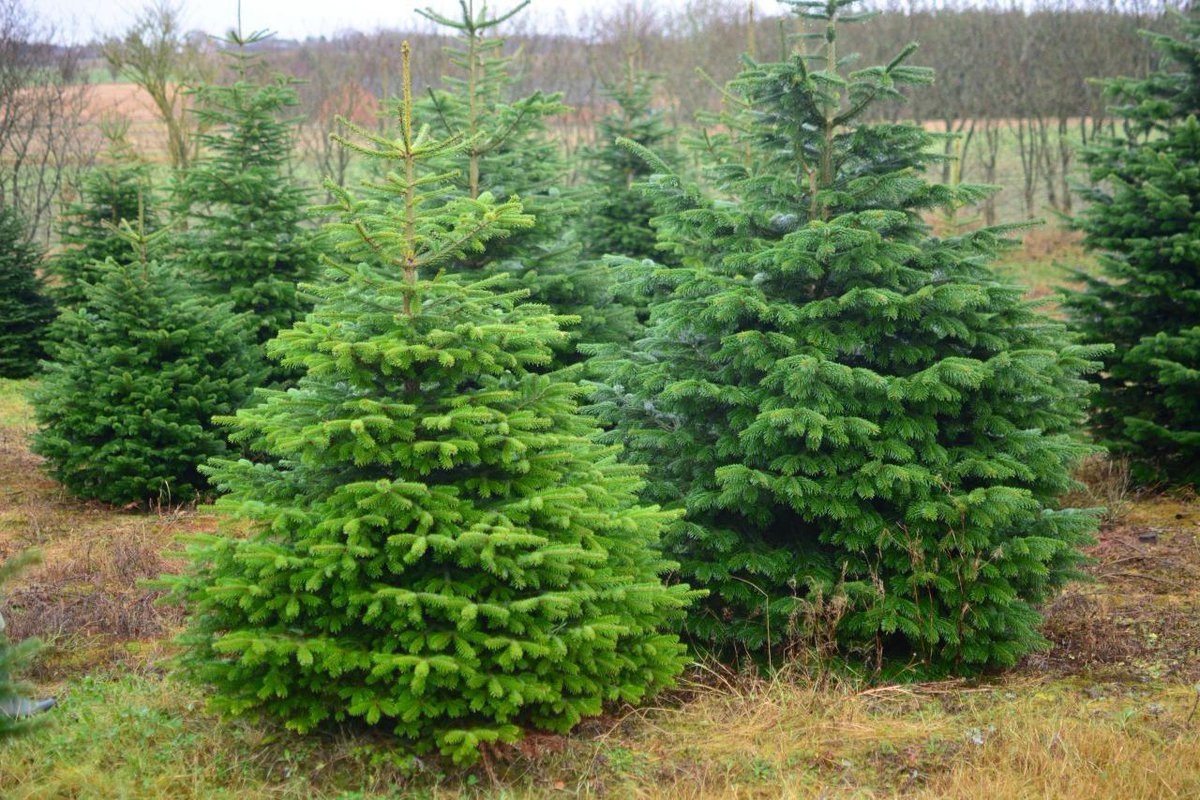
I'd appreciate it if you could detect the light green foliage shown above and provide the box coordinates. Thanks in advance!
[0,207,54,379]
[589,0,1105,675]
[415,1,617,361]
[32,226,258,507]
[1065,9,1200,487]
[164,45,693,765]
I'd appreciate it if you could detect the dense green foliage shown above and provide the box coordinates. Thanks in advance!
[164,47,693,766]
[175,29,319,375]
[0,550,43,741]
[0,207,54,379]
[1065,10,1200,486]
[578,66,678,264]
[32,228,258,507]
[589,0,1105,674]
[416,1,622,359]
[48,131,158,309]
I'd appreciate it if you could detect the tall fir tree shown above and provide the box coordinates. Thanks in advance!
[1065,10,1200,487]
[163,44,693,766]
[589,0,1105,675]
[415,1,613,359]
[48,121,158,309]
[32,224,259,507]
[0,550,44,741]
[175,26,320,379]
[0,207,55,379]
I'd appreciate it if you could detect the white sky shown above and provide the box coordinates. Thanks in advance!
[39,0,787,43]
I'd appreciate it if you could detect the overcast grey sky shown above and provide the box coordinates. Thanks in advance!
[40,0,787,42]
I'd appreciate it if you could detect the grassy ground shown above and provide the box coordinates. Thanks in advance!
[2,302,1199,798]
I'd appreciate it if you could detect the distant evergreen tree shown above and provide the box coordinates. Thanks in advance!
[33,225,258,507]
[164,44,693,766]
[578,64,678,264]
[175,26,319,379]
[416,1,612,359]
[0,550,44,741]
[589,0,1105,675]
[1065,10,1200,486]
[48,122,158,309]
[0,207,54,379]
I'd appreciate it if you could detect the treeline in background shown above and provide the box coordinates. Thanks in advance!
[0,0,1189,244]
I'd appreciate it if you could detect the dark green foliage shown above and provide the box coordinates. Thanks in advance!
[578,66,679,264]
[48,129,158,309]
[175,28,319,370]
[416,1,618,359]
[0,207,54,379]
[0,550,43,741]
[32,228,258,507]
[164,46,693,766]
[1065,10,1200,487]
[589,0,1105,675]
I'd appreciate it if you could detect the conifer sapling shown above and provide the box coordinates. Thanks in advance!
[591,0,1106,675]
[0,207,55,380]
[164,43,693,765]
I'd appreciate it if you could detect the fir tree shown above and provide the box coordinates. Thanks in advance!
[416,1,613,359]
[32,225,258,507]
[163,44,693,766]
[1065,10,1200,486]
[590,0,1105,674]
[175,26,319,373]
[0,207,54,379]
[0,550,44,741]
[578,63,679,264]
[48,122,158,309]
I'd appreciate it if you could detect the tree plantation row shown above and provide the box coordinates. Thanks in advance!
[0,0,1197,770]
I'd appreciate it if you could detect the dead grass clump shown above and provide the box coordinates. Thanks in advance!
[1069,453,1134,528]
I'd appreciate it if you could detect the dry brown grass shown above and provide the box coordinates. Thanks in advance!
[3,379,1200,798]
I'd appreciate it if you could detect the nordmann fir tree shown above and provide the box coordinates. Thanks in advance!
[0,550,45,741]
[590,0,1106,675]
[0,207,54,379]
[163,44,693,766]
[48,121,158,309]
[1065,10,1200,487]
[175,25,319,381]
[32,222,258,507]
[416,1,611,360]
[578,62,679,265]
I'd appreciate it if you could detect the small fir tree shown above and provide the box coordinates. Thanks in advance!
[175,26,319,374]
[48,121,158,309]
[32,225,258,507]
[0,207,54,379]
[1065,10,1200,486]
[590,0,1105,674]
[578,63,679,264]
[163,44,693,766]
[416,1,614,359]
[0,550,44,741]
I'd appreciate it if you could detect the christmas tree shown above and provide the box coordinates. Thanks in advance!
[415,1,614,359]
[590,0,1105,674]
[48,121,158,309]
[0,207,55,379]
[0,550,44,741]
[1065,9,1200,487]
[175,25,319,378]
[32,224,258,507]
[578,62,678,264]
[164,44,693,766]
